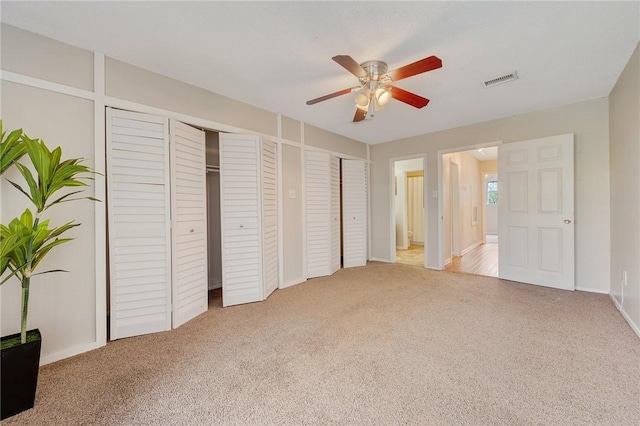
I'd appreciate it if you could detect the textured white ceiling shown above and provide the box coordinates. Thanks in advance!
[1,2,638,144]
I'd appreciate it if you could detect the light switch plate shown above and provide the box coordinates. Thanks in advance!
[288,190,296,199]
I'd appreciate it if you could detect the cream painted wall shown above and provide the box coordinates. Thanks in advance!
[1,24,94,91]
[281,115,301,143]
[1,24,367,363]
[282,144,304,285]
[1,82,97,358]
[304,123,367,159]
[609,42,640,334]
[371,98,611,293]
[105,58,279,137]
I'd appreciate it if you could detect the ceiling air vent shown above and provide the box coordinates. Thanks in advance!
[483,71,518,88]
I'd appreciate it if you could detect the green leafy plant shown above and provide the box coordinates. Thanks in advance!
[0,123,98,345]
[0,121,27,174]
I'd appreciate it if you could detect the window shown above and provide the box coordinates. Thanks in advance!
[487,181,498,205]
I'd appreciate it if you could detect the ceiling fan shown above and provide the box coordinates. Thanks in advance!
[306,55,442,122]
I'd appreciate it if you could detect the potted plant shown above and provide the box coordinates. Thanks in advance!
[0,121,97,419]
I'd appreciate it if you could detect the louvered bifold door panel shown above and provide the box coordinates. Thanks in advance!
[262,139,278,299]
[107,108,172,340]
[305,150,332,278]
[220,134,263,307]
[342,159,368,268]
[330,156,341,273]
[170,120,207,328]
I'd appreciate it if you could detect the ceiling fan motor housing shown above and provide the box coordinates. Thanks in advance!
[359,60,389,82]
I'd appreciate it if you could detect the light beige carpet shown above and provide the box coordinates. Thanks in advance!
[4,263,640,425]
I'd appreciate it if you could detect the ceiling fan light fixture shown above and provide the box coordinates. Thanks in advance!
[354,90,370,108]
[375,87,392,106]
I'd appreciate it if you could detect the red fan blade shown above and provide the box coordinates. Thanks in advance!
[306,88,354,105]
[333,55,368,78]
[388,56,442,82]
[353,108,366,122]
[391,87,430,109]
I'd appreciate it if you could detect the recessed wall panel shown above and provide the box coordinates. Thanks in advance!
[508,171,528,213]
[508,226,528,268]
[539,228,562,272]
[538,168,562,214]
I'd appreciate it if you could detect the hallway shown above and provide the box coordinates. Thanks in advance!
[396,245,424,267]
[445,240,499,277]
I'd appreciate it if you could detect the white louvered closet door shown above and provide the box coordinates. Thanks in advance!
[342,159,368,268]
[107,108,172,340]
[170,120,207,328]
[305,150,332,278]
[262,139,278,299]
[330,156,341,273]
[220,134,263,307]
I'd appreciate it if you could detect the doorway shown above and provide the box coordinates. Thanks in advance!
[392,156,426,267]
[440,145,499,277]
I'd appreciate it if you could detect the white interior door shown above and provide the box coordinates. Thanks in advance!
[170,120,207,328]
[330,155,341,273]
[107,108,171,339]
[220,133,263,306]
[262,138,278,299]
[498,134,575,290]
[305,150,332,278]
[342,159,367,268]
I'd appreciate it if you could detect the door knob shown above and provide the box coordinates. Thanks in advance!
[564,219,572,224]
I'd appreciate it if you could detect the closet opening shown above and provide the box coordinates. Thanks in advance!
[205,130,222,308]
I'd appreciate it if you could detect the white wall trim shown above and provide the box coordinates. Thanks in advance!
[367,144,372,261]
[104,96,277,138]
[576,287,609,294]
[280,138,302,147]
[93,52,107,349]
[461,241,483,256]
[40,341,103,366]
[302,143,368,161]
[0,70,95,101]
[280,277,306,289]
[609,294,640,339]
[277,139,285,289]
[300,123,307,280]
[370,257,392,263]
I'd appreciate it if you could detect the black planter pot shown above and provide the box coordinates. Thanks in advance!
[1,329,42,420]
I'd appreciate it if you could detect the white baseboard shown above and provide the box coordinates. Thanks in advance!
[461,241,483,256]
[411,241,425,246]
[444,257,452,266]
[609,294,640,340]
[370,257,392,263]
[280,277,306,289]
[396,245,408,250]
[40,340,105,366]
[575,286,609,294]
